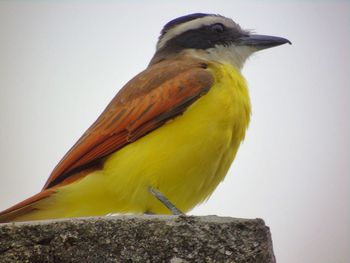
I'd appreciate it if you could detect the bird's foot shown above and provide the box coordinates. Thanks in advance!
[149,187,184,215]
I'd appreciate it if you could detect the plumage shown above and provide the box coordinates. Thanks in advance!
[43,58,214,189]
[0,13,290,222]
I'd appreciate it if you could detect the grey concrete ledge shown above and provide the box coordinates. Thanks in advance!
[0,215,275,262]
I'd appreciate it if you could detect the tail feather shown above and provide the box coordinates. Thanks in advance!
[0,189,55,223]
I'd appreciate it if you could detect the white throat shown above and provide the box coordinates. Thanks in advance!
[187,45,256,70]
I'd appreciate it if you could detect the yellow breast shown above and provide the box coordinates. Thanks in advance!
[32,62,251,219]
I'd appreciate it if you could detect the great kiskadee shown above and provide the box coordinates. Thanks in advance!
[0,13,290,222]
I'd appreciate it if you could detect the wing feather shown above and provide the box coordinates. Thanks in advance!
[43,59,214,189]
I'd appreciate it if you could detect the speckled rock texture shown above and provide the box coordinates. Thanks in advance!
[0,215,275,262]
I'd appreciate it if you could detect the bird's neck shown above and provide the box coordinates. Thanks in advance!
[149,45,254,70]
[185,45,254,70]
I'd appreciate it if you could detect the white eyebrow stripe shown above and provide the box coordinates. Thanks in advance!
[156,16,236,50]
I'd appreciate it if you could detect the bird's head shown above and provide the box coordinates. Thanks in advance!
[151,13,291,69]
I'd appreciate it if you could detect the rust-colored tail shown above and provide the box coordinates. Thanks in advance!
[0,189,55,223]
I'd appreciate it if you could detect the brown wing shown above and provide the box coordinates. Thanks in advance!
[43,58,214,189]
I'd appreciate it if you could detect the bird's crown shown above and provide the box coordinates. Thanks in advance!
[156,13,247,51]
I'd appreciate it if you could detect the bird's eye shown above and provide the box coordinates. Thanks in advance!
[210,23,225,33]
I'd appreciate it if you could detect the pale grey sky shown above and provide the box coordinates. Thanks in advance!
[0,1,349,262]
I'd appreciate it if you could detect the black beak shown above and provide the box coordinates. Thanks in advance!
[237,34,291,50]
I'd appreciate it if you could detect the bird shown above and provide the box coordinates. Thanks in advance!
[0,13,290,222]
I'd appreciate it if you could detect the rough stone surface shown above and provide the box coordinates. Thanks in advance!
[0,215,275,262]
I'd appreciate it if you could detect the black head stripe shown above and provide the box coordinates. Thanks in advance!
[163,25,244,50]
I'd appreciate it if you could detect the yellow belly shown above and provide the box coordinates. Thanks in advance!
[20,62,251,220]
